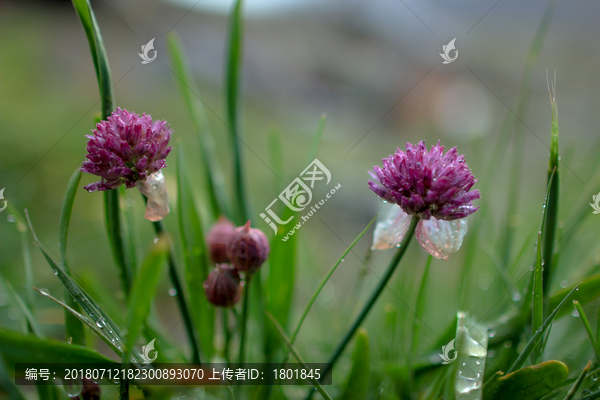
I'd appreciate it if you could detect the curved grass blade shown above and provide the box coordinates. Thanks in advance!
[265,311,333,400]
[6,282,43,338]
[34,287,123,356]
[166,32,227,220]
[564,360,591,400]
[549,273,600,319]
[176,144,215,361]
[508,284,579,373]
[123,238,169,365]
[59,168,87,346]
[0,329,116,365]
[338,329,370,400]
[573,301,600,363]
[25,210,139,363]
[226,0,249,224]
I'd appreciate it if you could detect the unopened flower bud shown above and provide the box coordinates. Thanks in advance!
[207,216,236,263]
[203,264,241,307]
[227,221,270,274]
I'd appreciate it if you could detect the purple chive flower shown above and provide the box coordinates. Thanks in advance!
[81,107,172,192]
[369,141,479,261]
[368,141,479,220]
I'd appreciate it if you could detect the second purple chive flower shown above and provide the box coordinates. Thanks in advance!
[80,108,172,221]
[369,141,480,260]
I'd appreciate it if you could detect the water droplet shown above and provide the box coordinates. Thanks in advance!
[53,269,58,276]
[503,341,513,348]
[96,318,106,328]
[475,360,481,365]
[341,259,345,262]
[7,215,15,223]
[39,288,49,295]
[380,199,387,203]
[63,378,83,397]
[571,310,580,317]
[67,337,72,344]
[560,280,569,288]
[529,265,534,271]
[591,374,599,382]
[488,329,495,338]
[168,288,177,296]
[488,350,496,358]
[511,292,522,302]
[153,237,159,243]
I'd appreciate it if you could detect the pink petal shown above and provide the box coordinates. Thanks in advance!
[415,217,468,261]
[371,206,412,250]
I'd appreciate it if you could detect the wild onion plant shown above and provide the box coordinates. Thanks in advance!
[1,0,600,399]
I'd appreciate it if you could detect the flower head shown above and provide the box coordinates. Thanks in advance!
[368,141,479,220]
[369,141,479,261]
[227,221,270,274]
[81,107,173,192]
[207,216,236,264]
[203,264,242,307]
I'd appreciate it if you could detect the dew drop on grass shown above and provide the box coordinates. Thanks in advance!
[154,237,160,243]
[67,337,72,344]
[39,288,49,295]
[560,280,569,288]
[511,292,522,302]
[96,318,106,328]
[6,215,15,223]
[380,199,387,203]
[63,378,83,397]
[53,269,58,276]
[487,329,495,338]
[168,288,177,296]
[571,310,580,317]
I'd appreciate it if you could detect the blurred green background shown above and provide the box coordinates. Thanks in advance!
[1,0,600,395]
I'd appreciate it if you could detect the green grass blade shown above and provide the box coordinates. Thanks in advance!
[531,231,543,363]
[225,0,249,224]
[573,301,600,363]
[409,255,432,397]
[59,168,86,346]
[35,287,123,356]
[71,0,114,119]
[508,284,579,373]
[549,272,600,319]
[338,329,370,400]
[123,239,169,365]
[176,144,215,361]
[25,210,137,362]
[166,32,228,220]
[306,114,327,165]
[0,353,26,400]
[6,282,43,338]
[0,329,117,365]
[120,185,138,277]
[265,312,333,400]
[564,360,592,400]
[543,73,559,295]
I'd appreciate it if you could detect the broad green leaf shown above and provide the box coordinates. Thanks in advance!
[123,238,169,365]
[59,168,86,346]
[0,329,116,365]
[338,329,370,400]
[176,144,214,361]
[265,206,297,361]
[483,360,568,400]
[225,0,249,224]
[166,32,227,220]
[549,273,600,318]
[25,211,135,362]
[508,285,579,373]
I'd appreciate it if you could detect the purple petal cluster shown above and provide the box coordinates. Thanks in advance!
[81,107,172,192]
[369,141,479,220]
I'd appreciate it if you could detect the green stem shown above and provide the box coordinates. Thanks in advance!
[105,190,133,298]
[223,308,231,364]
[238,275,251,364]
[146,203,201,364]
[312,216,419,390]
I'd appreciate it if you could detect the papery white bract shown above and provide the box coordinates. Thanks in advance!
[371,206,413,250]
[136,170,169,222]
[415,217,467,261]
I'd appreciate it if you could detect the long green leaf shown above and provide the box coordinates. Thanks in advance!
[25,211,138,362]
[6,282,43,339]
[59,168,86,346]
[564,360,591,400]
[573,301,600,362]
[508,284,579,373]
[265,312,333,400]
[123,238,169,365]
[338,329,370,400]
[0,329,116,365]
[549,273,600,318]
[225,0,249,224]
[166,32,227,220]
[543,73,560,296]
[176,144,214,361]
[0,353,26,400]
